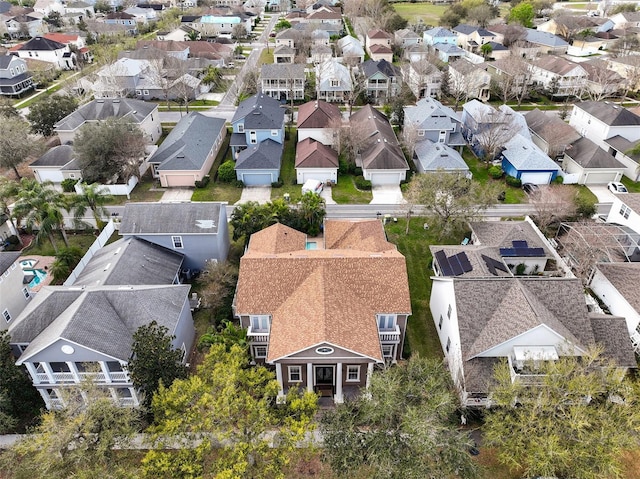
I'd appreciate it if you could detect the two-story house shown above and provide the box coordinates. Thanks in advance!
[235,220,411,403]
[0,252,34,332]
[525,108,581,159]
[360,59,400,103]
[315,58,351,103]
[230,94,285,185]
[453,23,496,53]
[524,28,569,55]
[105,12,139,35]
[260,63,306,101]
[337,35,364,64]
[365,28,393,62]
[275,28,299,48]
[5,13,47,39]
[296,99,340,146]
[569,101,640,151]
[404,97,466,151]
[423,26,457,46]
[394,28,421,48]
[529,55,587,98]
[10,36,75,70]
[0,54,34,96]
[449,59,491,102]
[403,60,442,100]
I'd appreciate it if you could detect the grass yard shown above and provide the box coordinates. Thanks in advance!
[621,176,640,193]
[331,175,373,204]
[258,48,274,66]
[272,128,302,201]
[22,230,98,257]
[392,2,448,26]
[191,132,243,204]
[573,184,598,205]
[463,149,527,204]
[128,176,164,203]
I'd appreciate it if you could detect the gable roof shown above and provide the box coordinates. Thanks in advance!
[470,220,548,251]
[453,23,495,37]
[119,202,223,235]
[433,42,465,54]
[0,55,21,69]
[295,137,338,169]
[369,44,393,54]
[424,26,456,38]
[414,141,469,172]
[404,97,460,131]
[273,44,296,55]
[525,108,581,146]
[0,252,20,276]
[297,99,340,129]
[17,36,66,52]
[276,28,298,40]
[232,93,285,130]
[29,144,75,168]
[565,137,625,169]
[361,58,399,79]
[574,101,640,127]
[43,32,79,44]
[525,28,569,47]
[236,220,411,362]
[367,28,391,39]
[54,98,157,131]
[595,262,640,314]
[149,112,225,172]
[532,55,585,76]
[260,62,305,79]
[502,134,561,171]
[235,138,283,170]
[316,58,351,91]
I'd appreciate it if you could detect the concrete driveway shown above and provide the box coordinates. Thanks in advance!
[321,186,336,205]
[236,186,272,205]
[370,185,405,205]
[160,188,193,202]
[587,185,618,203]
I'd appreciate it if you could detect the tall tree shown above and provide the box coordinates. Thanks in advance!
[200,260,239,326]
[144,344,318,479]
[13,179,70,253]
[320,355,479,479]
[0,117,35,179]
[298,191,326,237]
[72,182,112,229]
[50,246,83,284]
[509,2,535,28]
[127,321,188,411]
[27,94,79,137]
[406,171,500,238]
[485,349,640,479]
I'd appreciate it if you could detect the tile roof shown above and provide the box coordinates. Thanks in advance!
[295,137,338,169]
[236,220,411,362]
[54,98,157,131]
[565,137,625,169]
[29,144,74,167]
[297,100,340,129]
[119,202,223,235]
[574,101,640,127]
[43,33,79,44]
[235,138,283,170]
[0,252,20,276]
[232,93,285,130]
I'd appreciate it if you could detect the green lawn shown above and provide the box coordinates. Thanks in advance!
[128,176,164,203]
[271,128,302,201]
[192,132,243,204]
[573,184,598,204]
[258,48,274,66]
[22,231,98,257]
[621,176,640,193]
[463,148,527,204]
[332,175,373,204]
[392,2,448,26]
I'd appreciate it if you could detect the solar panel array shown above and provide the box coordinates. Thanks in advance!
[435,250,472,276]
[481,254,510,276]
[499,240,545,258]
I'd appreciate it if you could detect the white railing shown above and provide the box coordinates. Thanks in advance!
[631,331,640,354]
[379,325,401,343]
[464,396,489,407]
[119,397,137,407]
[35,372,76,383]
[36,370,130,384]
[247,326,270,343]
[508,356,546,385]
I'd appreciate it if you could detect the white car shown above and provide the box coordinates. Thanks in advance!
[608,181,628,194]
[302,179,323,195]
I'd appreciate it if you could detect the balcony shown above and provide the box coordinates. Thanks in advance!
[247,326,270,343]
[507,356,547,385]
[379,325,400,343]
[34,370,130,384]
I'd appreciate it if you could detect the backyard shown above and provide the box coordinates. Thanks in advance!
[462,148,528,204]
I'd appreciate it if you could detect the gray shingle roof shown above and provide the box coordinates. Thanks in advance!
[575,101,640,127]
[502,134,561,171]
[232,94,285,130]
[525,108,582,147]
[72,237,184,287]
[260,63,305,80]
[273,45,296,55]
[434,43,465,54]
[565,137,625,169]
[119,202,223,235]
[29,145,75,167]
[414,141,469,172]
[0,252,20,276]
[589,314,637,368]
[54,98,157,131]
[235,138,283,169]
[424,27,456,38]
[404,97,460,131]
[361,59,399,80]
[595,262,640,313]
[0,55,19,69]
[470,220,548,251]
[525,28,569,47]
[19,36,66,52]
[149,112,225,172]
[429,245,510,278]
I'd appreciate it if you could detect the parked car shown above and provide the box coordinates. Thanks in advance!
[233,54,246,60]
[302,179,323,195]
[608,181,628,193]
[522,183,540,195]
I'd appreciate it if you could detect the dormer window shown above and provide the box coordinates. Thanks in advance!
[377,314,396,331]
[331,79,340,87]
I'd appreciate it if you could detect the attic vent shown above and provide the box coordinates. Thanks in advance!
[96,99,104,103]
[113,99,120,103]
[103,263,111,271]
[440,153,447,157]
[132,110,137,114]
[114,247,122,255]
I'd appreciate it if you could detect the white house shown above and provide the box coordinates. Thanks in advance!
[11,36,75,70]
[606,193,640,236]
[0,252,34,332]
[569,101,640,151]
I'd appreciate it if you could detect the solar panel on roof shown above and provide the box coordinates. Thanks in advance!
[450,254,464,276]
[456,252,472,273]
[435,250,454,276]
[512,240,528,249]
[435,250,473,276]
[481,254,510,276]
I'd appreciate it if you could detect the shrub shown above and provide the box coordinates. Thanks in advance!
[354,167,363,176]
[505,175,522,188]
[217,160,236,183]
[354,175,372,190]
[488,165,503,179]
[552,175,564,184]
[575,194,597,219]
[271,179,283,188]
[6,235,20,245]
[61,178,79,192]
[194,175,210,188]
[233,180,244,188]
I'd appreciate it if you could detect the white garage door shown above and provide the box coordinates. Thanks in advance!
[242,173,273,186]
[36,170,65,183]
[584,171,618,185]
[300,171,324,184]
[163,175,196,187]
[520,172,552,185]
[370,172,402,186]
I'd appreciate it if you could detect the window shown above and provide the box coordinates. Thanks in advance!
[438,314,443,330]
[68,173,76,179]
[249,131,257,144]
[143,89,149,95]
[135,90,141,95]
[10,68,14,76]
[620,205,631,219]
[171,236,183,249]
[271,129,278,136]
[238,123,244,133]
[382,345,394,358]
[254,345,267,358]
[22,288,30,300]
[446,337,451,352]
[330,79,340,87]
[377,314,396,331]
[2,309,10,323]
[447,304,452,319]
[346,365,360,382]
[250,315,270,332]
[288,366,302,382]
[417,130,424,136]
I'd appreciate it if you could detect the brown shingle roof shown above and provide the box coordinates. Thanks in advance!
[368,29,391,39]
[616,193,640,212]
[470,220,548,251]
[247,223,307,254]
[595,262,640,313]
[323,219,394,252]
[295,138,338,169]
[589,314,637,368]
[297,100,340,129]
[369,44,393,54]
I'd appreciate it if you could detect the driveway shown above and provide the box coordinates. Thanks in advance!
[370,185,405,205]
[321,186,336,205]
[159,188,193,202]
[236,186,272,205]
[587,185,618,203]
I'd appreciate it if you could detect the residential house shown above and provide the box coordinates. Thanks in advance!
[413,142,470,177]
[92,57,150,98]
[148,113,226,187]
[64,1,95,18]
[452,24,496,53]
[295,137,338,184]
[85,20,138,37]
[315,58,351,103]
[403,97,465,150]
[124,6,158,23]
[337,35,364,64]
[273,45,296,64]
[394,28,421,48]
[403,43,430,63]
[501,133,561,185]
[563,136,625,184]
[10,36,74,70]
[197,13,253,37]
[305,7,342,32]
[119,202,230,270]
[360,59,400,103]
[260,63,306,101]
[0,252,33,332]
[43,33,92,64]
[589,262,640,352]
[0,54,34,96]
[29,145,81,184]
[351,105,409,185]
[604,136,640,181]
[275,28,298,48]
[365,28,391,56]
[485,58,534,99]
[311,29,330,46]
[5,13,47,39]
[310,44,331,64]
[403,61,442,100]
[368,44,393,63]
[525,108,581,159]
[604,55,640,92]
[422,26,457,46]
[449,59,491,101]
[569,101,640,151]
[104,12,139,35]
[482,41,509,60]
[433,42,465,63]
[9,283,194,409]
[537,14,603,39]
[529,55,587,97]
[605,193,640,237]
[54,98,161,145]
[608,10,640,30]
[234,220,412,403]
[296,99,340,146]
[461,100,516,159]
[33,0,63,16]
[524,28,569,54]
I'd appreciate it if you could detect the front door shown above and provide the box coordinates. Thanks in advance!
[315,366,334,397]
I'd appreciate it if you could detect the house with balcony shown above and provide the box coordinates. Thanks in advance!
[403,61,442,100]
[316,58,351,102]
[260,63,306,101]
[360,59,400,103]
[0,54,34,96]
[234,220,411,403]
[529,55,587,98]
[404,97,465,151]
[452,23,496,53]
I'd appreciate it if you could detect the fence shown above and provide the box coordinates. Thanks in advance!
[74,176,139,199]
[63,219,117,286]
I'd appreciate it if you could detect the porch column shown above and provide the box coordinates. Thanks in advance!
[25,362,40,384]
[366,362,374,389]
[41,362,56,384]
[335,362,343,404]
[275,363,285,398]
[67,361,80,383]
[306,363,313,393]
[99,361,112,383]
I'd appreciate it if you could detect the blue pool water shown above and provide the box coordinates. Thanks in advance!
[26,269,47,288]
[306,241,317,250]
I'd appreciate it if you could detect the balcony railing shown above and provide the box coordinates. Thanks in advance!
[379,325,401,343]
[35,370,130,384]
[247,326,270,343]
[508,356,547,385]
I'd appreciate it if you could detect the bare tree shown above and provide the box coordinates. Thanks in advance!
[582,61,623,101]
[400,122,420,161]
[473,108,517,163]
[345,65,368,116]
[530,185,577,234]
[330,116,370,166]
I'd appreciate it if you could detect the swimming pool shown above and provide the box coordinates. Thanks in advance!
[20,259,38,269]
[306,241,317,250]
[25,269,47,288]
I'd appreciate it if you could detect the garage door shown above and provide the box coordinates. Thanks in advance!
[369,172,402,185]
[163,175,196,187]
[520,172,552,185]
[242,173,273,186]
[36,170,65,183]
[584,171,618,185]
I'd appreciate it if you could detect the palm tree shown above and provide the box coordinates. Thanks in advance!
[72,182,112,230]
[299,191,326,236]
[0,177,23,247]
[50,246,83,284]
[13,179,70,253]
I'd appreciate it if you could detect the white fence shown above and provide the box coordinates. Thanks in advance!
[63,219,117,286]
[74,176,139,199]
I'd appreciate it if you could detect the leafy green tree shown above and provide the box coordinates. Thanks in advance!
[0,331,43,433]
[0,177,23,246]
[298,191,326,237]
[44,11,63,28]
[13,178,70,253]
[0,116,35,179]
[27,94,78,137]
[274,18,291,31]
[50,246,83,284]
[198,320,247,351]
[127,321,188,410]
[217,159,236,182]
[72,182,112,229]
[481,42,493,58]
[230,201,272,244]
[200,260,238,326]
[320,355,478,479]
[405,171,500,238]
[144,344,318,479]
[184,29,200,41]
[201,65,222,89]
[485,349,640,479]
[509,2,535,28]
[73,117,147,184]
[0,97,19,118]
